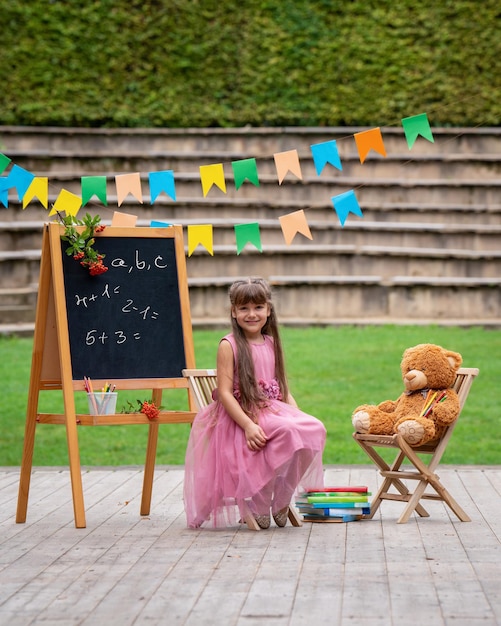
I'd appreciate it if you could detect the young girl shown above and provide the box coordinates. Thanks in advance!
[183,277,326,529]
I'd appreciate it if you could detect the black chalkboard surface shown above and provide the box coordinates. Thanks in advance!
[61,235,186,379]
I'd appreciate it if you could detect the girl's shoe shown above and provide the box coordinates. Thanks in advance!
[272,507,289,527]
[254,514,271,529]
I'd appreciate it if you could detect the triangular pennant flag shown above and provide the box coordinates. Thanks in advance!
[331,190,363,227]
[231,158,260,190]
[200,164,226,197]
[0,186,8,208]
[0,154,11,174]
[150,220,172,228]
[401,112,434,149]
[310,140,343,175]
[279,209,313,245]
[23,177,49,209]
[81,176,108,206]
[149,170,176,203]
[0,164,35,201]
[188,224,214,256]
[49,189,82,218]
[115,172,143,207]
[354,128,387,164]
[234,223,262,255]
[273,149,303,184]
[111,211,138,227]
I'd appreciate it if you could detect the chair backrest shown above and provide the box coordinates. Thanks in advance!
[452,367,480,410]
[182,369,218,410]
[421,366,479,460]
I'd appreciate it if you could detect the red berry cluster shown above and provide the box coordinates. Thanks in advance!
[87,260,108,276]
[140,401,160,421]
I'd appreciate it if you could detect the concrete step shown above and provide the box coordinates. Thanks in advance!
[2,275,500,327]
[3,172,501,207]
[3,195,501,226]
[7,149,501,181]
[2,125,501,154]
[3,242,500,289]
[2,219,501,252]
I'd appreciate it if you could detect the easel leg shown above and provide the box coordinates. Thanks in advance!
[141,422,159,515]
[16,410,37,523]
[66,417,86,528]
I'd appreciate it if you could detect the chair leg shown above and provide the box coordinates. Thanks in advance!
[244,513,261,531]
[288,505,303,527]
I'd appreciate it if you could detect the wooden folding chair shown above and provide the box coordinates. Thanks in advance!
[182,368,303,530]
[352,367,479,523]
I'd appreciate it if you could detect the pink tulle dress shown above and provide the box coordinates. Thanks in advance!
[183,333,326,528]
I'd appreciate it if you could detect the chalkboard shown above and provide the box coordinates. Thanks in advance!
[61,233,187,380]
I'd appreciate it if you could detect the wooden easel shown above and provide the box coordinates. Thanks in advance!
[16,223,197,528]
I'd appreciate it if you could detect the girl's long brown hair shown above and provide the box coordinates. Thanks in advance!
[229,278,289,419]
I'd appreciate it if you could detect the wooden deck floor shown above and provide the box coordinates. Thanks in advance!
[1,465,500,626]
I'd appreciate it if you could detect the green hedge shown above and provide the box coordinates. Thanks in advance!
[1,0,499,127]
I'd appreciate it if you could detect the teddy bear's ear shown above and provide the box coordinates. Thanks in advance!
[445,350,463,371]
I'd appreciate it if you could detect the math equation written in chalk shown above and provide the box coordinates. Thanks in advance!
[61,236,187,379]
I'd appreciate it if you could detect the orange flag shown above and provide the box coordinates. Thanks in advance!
[354,127,387,164]
[115,173,143,207]
[273,149,303,184]
[279,209,313,245]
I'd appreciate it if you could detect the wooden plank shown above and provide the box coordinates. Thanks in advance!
[1,466,501,626]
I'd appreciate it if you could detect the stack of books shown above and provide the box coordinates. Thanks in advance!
[296,486,371,523]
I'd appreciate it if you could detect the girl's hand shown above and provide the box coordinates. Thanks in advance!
[245,422,268,451]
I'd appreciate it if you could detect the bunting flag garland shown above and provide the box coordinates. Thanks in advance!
[279,209,313,245]
[49,189,82,217]
[23,177,48,209]
[149,170,176,203]
[81,176,108,207]
[401,112,435,149]
[232,158,260,190]
[0,154,11,174]
[2,111,445,253]
[331,190,363,227]
[200,163,226,197]
[274,149,303,184]
[354,127,387,164]
[188,224,214,256]
[235,223,262,254]
[310,140,343,174]
[0,164,35,206]
[115,172,143,207]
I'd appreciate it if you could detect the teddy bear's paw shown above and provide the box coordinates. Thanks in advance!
[397,420,425,445]
[352,410,371,433]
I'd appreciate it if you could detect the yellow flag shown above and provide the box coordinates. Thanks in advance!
[200,164,226,197]
[23,177,48,209]
[188,224,214,256]
[49,189,82,217]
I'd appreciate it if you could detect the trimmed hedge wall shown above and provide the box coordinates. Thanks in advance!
[1,0,499,127]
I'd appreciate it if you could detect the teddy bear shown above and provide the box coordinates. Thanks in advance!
[352,343,463,447]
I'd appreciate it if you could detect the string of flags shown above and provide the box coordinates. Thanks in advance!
[0,113,434,256]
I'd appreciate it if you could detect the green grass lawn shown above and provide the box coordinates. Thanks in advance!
[1,326,499,467]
